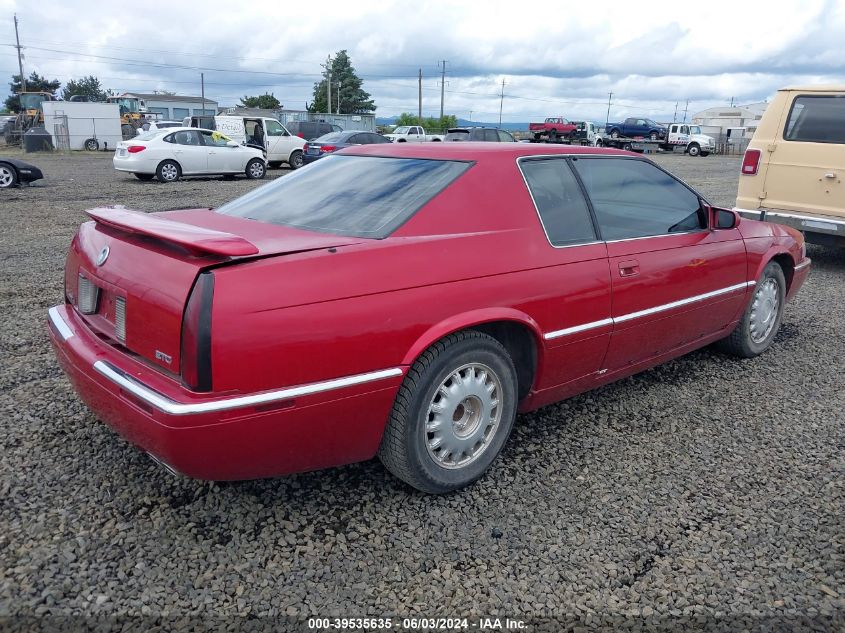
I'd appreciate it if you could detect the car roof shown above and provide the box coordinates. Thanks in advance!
[340,143,629,160]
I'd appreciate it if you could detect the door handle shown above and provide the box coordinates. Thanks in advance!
[824,172,837,179]
[618,259,640,277]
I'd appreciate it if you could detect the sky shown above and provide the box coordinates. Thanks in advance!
[1,0,843,123]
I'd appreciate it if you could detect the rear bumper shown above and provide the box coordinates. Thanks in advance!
[48,304,404,480]
[735,207,845,245]
[113,155,157,174]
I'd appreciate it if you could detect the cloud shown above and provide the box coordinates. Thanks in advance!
[1,0,842,121]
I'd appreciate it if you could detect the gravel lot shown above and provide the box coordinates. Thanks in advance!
[0,151,842,630]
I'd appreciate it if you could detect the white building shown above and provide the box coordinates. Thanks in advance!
[691,101,769,139]
[125,93,218,121]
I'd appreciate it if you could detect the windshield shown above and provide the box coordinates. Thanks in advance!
[133,130,169,141]
[392,126,410,134]
[217,155,472,238]
[19,94,47,109]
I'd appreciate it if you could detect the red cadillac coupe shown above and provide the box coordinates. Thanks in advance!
[48,144,810,493]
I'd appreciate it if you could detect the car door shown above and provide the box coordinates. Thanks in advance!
[517,157,612,395]
[571,156,748,371]
[263,119,296,162]
[166,130,207,174]
[200,130,241,173]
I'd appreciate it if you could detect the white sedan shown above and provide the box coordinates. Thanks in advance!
[113,127,267,183]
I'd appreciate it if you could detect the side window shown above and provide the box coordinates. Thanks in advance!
[572,158,706,241]
[171,130,201,145]
[200,130,230,147]
[520,158,597,247]
[348,134,364,144]
[483,129,499,142]
[265,120,286,136]
[784,95,845,144]
[497,130,514,142]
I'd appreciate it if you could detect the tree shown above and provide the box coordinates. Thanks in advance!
[240,93,281,109]
[394,112,457,131]
[4,72,61,112]
[61,75,109,102]
[309,50,375,114]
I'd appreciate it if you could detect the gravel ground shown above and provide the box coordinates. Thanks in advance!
[0,151,842,631]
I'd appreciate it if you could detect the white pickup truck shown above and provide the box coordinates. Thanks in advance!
[663,123,715,157]
[384,125,443,143]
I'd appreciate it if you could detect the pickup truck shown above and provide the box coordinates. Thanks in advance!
[528,117,577,141]
[605,117,667,140]
[384,125,443,142]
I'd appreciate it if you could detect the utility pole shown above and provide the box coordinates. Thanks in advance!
[335,81,341,114]
[673,102,678,122]
[418,68,422,125]
[499,78,506,126]
[322,55,332,116]
[14,14,26,93]
[438,60,447,120]
[605,92,613,128]
[730,96,734,107]
[683,99,689,122]
[469,110,473,124]
[200,72,205,116]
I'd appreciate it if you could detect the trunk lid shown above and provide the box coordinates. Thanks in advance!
[67,207,362,378]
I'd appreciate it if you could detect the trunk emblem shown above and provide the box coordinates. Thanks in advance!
[155,350,173,365]
[96,246,110,266]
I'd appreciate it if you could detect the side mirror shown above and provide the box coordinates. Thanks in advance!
[226,140,239,148]
[709,205,738,230]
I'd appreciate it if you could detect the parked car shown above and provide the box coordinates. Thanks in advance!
[528,117,578,142]
[213,116,304,169]
[49,144,810,493]
[286,121,343,141]
[112,128,266,183]
[0,157,43,188]
[735,85,845,248]
[302,130,391,164]
[443,127,515,142]
[384,126,443,142]
[606,118,667,140]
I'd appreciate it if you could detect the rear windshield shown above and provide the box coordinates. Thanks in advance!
[313,132,343,143]
[217,155,472,238]
[444,131,470,141]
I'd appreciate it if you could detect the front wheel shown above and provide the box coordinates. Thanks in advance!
[378,331,518,494]
[0,162,18,188]
[687,143,701,157]
[717,261,786,358]
[245,158,266,179]
[288,150,303,170]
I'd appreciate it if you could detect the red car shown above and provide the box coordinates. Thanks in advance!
[48,144,811,493]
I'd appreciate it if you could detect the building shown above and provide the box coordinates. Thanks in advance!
[691,101,769,137]
[125,93,218,121]
[219,106,376,132]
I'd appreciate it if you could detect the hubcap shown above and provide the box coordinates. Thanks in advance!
[162,164,177,180]
[292,153,302,167]
[250,162,264,177]
[425,363,503,469]
[0,166,12,186]
[749,278,780,343]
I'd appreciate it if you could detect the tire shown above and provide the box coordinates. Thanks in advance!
[533,133,541,141]
[623,142,633,151]
[567,131,577,141]
[245,158,266,180]
[0,162,18,188]
[594,138,603,147]
[84,138,99,151]
[687,143,701,157]
[378,330,518,494]
[700,151,710,157]
[288,150,303,170]
[268,161,282,169]
[548,129,558,143]
[717,261,786,358]
[649,132,659,141]
[610,129,620,139]
[133,173,154,181]
[397,139,406,143]
[156,160,181,183]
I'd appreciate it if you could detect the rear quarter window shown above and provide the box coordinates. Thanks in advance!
[217,156,472,238]
[784,95,845,144]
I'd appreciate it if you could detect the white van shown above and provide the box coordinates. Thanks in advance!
[213,116,304,169]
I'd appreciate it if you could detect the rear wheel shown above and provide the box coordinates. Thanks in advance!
[156,160,181,183]
[623,142,633,151]
[288,150,303,170]
[687,143,701,157]
[610,129,620,139]
[0,162,18,188]
[548,129,558,143]
[245,158,266,179]
[133,173,154,181]
[717,261,785,358]
[649,132,659,141]
[378,331,518,494]
[594,138,603,147]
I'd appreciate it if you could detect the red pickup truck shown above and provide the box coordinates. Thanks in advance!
[529,117,578,141]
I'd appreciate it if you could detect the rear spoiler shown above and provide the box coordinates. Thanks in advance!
[86,207,259,256]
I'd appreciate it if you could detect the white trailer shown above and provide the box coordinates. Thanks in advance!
[42,102,123,151]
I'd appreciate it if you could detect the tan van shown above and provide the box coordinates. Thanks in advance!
[735,85,845,247]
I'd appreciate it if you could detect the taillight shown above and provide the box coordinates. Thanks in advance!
[320,145,337,153]
[181,272,214,392]
[303,142,308,150]
[741,149,761,175]
[127,145,146,153]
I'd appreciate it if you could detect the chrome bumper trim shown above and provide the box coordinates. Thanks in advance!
[93,361,403,416]
[48,306,74,341]
[734,207,845,234]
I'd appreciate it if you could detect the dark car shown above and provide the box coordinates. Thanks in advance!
[286,121,343,141]
[0,157,43,188]
[302,131,392,164]
[444,127,515,142]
